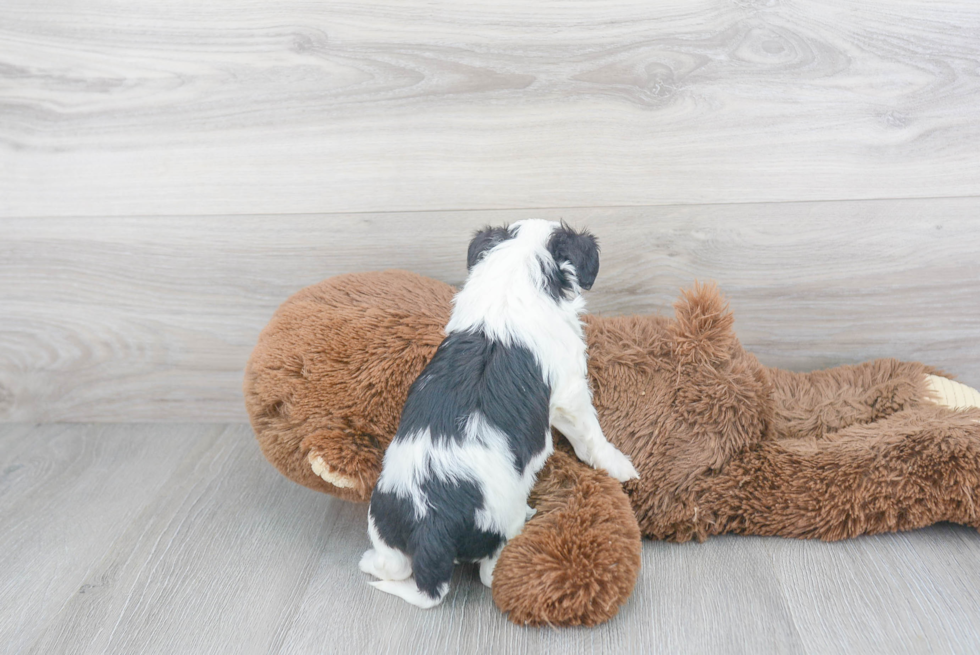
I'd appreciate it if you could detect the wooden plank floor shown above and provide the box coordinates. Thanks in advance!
[3,423,979,655]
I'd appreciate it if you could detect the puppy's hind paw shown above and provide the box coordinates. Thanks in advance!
[370,580,447,609]
[593,444,640,482]
[358,549,384,578]
[359,548,412,582]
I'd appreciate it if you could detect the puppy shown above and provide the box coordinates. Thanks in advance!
[359,219,639,608]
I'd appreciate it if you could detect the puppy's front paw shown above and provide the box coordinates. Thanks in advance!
[592,443,640,482]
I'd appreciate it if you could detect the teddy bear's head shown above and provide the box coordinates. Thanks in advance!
[245,271,454,502]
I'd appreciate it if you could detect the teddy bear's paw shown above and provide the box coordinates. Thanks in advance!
[923,375,980,420]
[308,452,358,490]
[300,430,384,500]
[591,442,640,482]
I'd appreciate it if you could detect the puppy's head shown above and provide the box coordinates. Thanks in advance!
[466,220,599,299]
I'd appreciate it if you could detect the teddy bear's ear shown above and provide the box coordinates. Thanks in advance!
[547,224,600,290]
[467,225,512,271]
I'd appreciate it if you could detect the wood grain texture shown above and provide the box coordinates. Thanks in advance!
[2,0,980,216]
[3,423,979,654]
[0,424,204,654]
[23,424,333,655]
[2,198,978,422]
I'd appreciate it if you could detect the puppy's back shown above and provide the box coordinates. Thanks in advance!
[398,330,551,470]
[370,328,552,596]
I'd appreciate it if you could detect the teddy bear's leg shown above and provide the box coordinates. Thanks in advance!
[309,452,358,490]
[491,445,642,626]
[701,404,980,539]
[767,359,942,440]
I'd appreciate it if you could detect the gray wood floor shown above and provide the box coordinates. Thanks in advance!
[2,423,979,655]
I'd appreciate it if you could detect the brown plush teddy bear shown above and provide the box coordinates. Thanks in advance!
[244,270,980,627]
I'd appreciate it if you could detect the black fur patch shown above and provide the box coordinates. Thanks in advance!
[396,330,551,472]
[370,479,504,599]
[373,329,550,600]
[543,224,600,300]
[466,225,513,271]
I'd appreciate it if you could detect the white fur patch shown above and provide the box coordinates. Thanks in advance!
[361,515,413,581]
[375,413,552,537]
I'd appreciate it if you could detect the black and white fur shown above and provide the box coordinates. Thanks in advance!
[359,219,639,608]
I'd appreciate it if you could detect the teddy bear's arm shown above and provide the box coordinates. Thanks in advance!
[491,441,642,626]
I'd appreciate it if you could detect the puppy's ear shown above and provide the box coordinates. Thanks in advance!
[467,225,511,270]
[548,225,600,290]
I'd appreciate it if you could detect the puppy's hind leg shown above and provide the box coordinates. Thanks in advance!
[360,514,412,582]
[362,524,449,609]
[481,503,530,588]
[479,547,503,588]
[370,541,454,609]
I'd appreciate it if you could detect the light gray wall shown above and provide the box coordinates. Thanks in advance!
[2,0,979,421]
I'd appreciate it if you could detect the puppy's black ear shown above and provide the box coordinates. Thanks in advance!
[467,225,511,271]
[547,225,600,290]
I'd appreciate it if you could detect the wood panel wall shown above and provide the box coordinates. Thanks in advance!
[2,0,978,421]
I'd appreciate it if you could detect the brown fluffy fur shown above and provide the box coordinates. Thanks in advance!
[244,270,980,626]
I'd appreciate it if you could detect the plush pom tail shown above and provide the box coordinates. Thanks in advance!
[670,281,735,365]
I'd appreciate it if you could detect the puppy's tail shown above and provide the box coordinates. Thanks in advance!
[370,578,448,609]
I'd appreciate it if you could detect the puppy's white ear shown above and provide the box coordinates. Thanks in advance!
[547,226,600,290]
[467,225,511,271]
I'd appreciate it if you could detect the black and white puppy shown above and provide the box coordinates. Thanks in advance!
[359,219,639,608]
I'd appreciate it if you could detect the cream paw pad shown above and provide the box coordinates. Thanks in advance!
[924,375,980,413]
[309,453,358,490]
